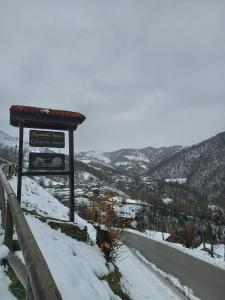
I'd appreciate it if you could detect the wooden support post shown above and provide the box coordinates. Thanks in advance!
[69,128,75,222]
[26,278,35,300]
[7,251,28,289]
[4,201,13,250]
[0,182,6,229]
[17,125,24,204]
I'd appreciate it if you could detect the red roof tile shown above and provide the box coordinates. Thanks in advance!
[10,105,85,119]
[10,105,86,130]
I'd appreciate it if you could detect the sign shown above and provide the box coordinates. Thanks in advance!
[29,153,65,170]
[29,130,65,148]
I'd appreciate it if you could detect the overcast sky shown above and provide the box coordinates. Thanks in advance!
[0,0,225,151]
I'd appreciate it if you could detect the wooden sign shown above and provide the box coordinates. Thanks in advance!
[29,153,65,170]
[29,130,65,148]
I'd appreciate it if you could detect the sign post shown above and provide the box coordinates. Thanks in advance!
[17,125,24,204]
[69,128,75,222]
[10,105,86,222]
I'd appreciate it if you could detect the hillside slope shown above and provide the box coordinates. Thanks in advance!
[8,176,120,300]
[147,132,225,203]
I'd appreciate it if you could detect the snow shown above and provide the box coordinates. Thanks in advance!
[0,266,16,300]
[40,108,50,114]
[124,154,149,162]
[115,161,129,166]
[26,215,119,300]
[125,229,225,270]
[110,196,123,203]
[80,171,97,181]
[117,245,182,300]
[76,197,90,206]
[126,198,141,204]
[0,244,9,260]
[0,130,20,148]
[75,188,84,196]
[9,176,96,239]
[82,172,91,180]
[114,204,141,219]
[144,230,170,241]
[165,178,187,184]
[0,218,15,300]
[197,243,225,260]
[10,176,68,220]
[48,179,64,187]
[133,250,200,300]
[80,159,92,164]
[162,198,173,205]
[84,151,111,164]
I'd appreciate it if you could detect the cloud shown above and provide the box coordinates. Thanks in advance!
[0,0,225,151]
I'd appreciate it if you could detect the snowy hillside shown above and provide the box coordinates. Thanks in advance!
[6,177,121,300]
[1,176,186,300]
[0,130,20,148]
[147,131,225,203]
[76,146,184,176]
[1,129,225,206]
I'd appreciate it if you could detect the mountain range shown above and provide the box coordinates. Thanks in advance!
[0,129,224,206]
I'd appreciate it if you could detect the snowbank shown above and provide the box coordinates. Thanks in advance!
[144,230,170,241]
[117,245,181,300]
[133,249,200,300]
[0,245,9,260]
[26,215,119,300]
[0,266,16,300]
[162,198,173,205]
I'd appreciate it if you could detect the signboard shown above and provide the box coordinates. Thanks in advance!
[29,130,65,148]
[29,153,65,170]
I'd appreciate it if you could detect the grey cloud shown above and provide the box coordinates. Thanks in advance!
[0,0,225,151]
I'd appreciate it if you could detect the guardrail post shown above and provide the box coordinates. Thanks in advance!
[4,200,14,250]
[0,182,6,229]
[7,251,28,288]
[26,279,34,300]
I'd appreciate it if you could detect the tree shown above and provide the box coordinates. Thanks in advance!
[182,223,196,248]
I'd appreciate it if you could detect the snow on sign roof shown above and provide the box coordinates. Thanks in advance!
[10,105,86,130]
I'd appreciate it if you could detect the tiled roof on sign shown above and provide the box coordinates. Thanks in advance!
[10,105,86,120]
[10,105,86,130]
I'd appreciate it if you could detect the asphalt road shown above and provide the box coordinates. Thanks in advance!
[122,231,225,300]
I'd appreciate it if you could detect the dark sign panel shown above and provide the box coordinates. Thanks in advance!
[29,153,65,170]
[29,130,65,148]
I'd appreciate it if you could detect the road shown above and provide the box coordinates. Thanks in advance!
[122,231,225,300]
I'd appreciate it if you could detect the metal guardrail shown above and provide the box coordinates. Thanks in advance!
[0,170,63,300]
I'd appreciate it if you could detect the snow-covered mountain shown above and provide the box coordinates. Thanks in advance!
[0,129,225,205]
[147,131,225,203]
[76,145,184,176]
[0,130,20,148]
